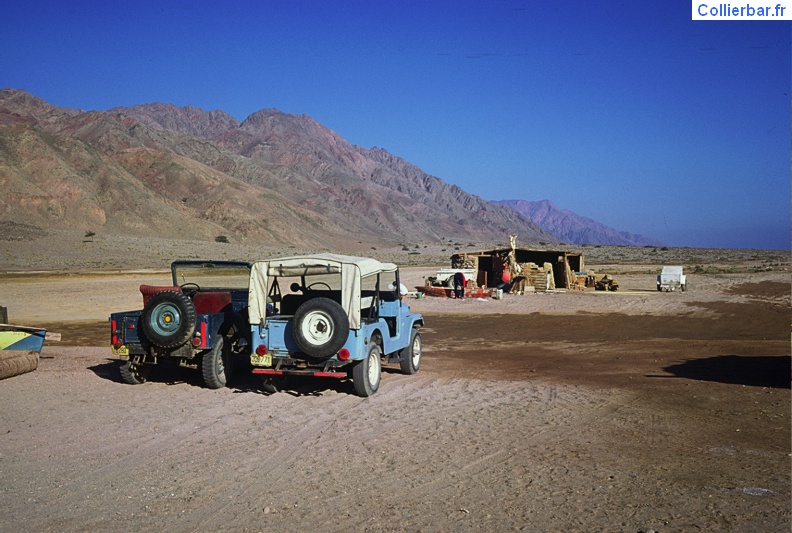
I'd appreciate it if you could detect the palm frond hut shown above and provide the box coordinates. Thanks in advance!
[450,248,585,291]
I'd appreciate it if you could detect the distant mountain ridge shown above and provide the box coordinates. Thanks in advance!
[494,199,665,247]
[0,88,558,248]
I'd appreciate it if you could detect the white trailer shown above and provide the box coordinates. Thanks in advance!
[657,266,687,292]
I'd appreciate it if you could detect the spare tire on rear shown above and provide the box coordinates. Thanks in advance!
[292,297,349,358]
[141,290,197,348]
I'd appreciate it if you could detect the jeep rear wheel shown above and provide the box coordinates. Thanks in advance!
[352,341,382,397]
[202,336,232,389]
[141,291,197,348]
[119,361,151,385]
[292,297,349,358]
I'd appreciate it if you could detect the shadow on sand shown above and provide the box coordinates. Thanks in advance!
[89,359,207,387]
[661,355,790,389]
[88,358,364,396]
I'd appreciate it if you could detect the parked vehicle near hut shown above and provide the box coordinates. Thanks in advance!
[427,268,477,288]
[418,267,490,298]
[248,254,424,397]
[109,261,252,388]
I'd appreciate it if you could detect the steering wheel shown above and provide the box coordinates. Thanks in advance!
[179,282,201,296]
[306,282,331,291]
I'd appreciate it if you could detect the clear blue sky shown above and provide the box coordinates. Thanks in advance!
[2,0,790,249]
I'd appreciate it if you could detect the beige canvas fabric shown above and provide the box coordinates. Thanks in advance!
[248,254,397,329]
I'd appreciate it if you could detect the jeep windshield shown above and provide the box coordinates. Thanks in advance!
[171,261,252,290]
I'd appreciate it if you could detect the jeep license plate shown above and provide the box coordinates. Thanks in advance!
[251,353,272,367]
[112,345,130,358]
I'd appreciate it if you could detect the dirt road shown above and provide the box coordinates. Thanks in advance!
[0,270,789,532]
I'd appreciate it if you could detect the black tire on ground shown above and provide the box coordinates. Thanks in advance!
[0,351,39,380]
[202,336,232,389]
[141,291,197,349]
[119,360,151,385]
[681,283,687,292]
[352,341,382,397]
[261,376,287,394]
[292,297,349,358]
[399,328,422,375]
[222,318,250,357]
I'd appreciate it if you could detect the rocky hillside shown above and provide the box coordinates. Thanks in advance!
[0,89,557,250]
[494,199,665,247]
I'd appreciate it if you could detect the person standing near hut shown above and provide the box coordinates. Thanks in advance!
[453,271,466,299]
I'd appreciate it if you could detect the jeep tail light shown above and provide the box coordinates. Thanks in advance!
[191,336,203,347]
[256,344,268,356]
[111,320,120,347]
[337,348,350,361]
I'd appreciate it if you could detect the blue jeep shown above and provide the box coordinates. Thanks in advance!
[247,254,424,397]
[109,261,252,388]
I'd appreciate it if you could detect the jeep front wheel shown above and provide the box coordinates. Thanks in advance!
[399,328,422,375]
[141,291,197,348]
[262,376,287,394]
[352,341,382,397]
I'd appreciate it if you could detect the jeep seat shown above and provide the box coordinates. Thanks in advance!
[280,291,343,316]
[140,284,182,305]
[192,291,233,315]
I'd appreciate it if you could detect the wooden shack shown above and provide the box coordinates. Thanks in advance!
[450,248,585,291]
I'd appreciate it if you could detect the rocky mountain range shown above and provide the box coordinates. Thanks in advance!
[0,89,560,249]
[1,89,663,251]
[494,199,665,247]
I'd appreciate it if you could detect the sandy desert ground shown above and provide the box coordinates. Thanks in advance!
[0,261,789,532]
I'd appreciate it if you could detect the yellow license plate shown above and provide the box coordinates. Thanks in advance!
[251,353,272,367]
[112,345,130,358]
